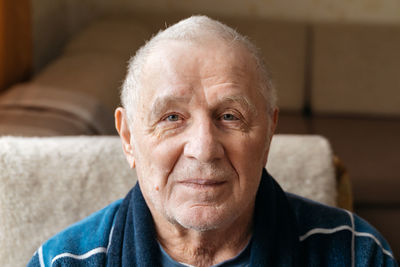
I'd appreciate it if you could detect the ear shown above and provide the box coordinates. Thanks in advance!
[270,107,279,138]
[115,107,136,168]
[262,107,279,167]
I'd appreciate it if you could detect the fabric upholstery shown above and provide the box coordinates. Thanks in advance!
[0,84,115,135]
[63,17,153,57]
[267,135,336,206]
[310,116,400,205]
[33,53,127,113]
[312,23,400,116]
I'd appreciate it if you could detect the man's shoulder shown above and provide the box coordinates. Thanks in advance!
[286,192,353,234]
[286,193,397,265]
[28,199,123,267]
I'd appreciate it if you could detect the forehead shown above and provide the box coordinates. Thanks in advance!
[138,39,261,104]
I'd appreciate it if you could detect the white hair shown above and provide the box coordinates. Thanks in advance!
[121,15,277,124]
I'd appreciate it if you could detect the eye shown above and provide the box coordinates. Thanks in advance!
[221,113,238,121]
[165,114,181,122]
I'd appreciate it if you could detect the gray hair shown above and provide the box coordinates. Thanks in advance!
[121,15,277,124]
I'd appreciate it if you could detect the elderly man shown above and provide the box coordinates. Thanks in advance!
[28,16,396,266]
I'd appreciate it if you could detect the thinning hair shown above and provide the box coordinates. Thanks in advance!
[121,15,277,124]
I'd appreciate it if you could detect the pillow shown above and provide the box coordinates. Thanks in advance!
[63,17,152,57]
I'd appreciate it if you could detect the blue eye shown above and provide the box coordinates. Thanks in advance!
[166,114,180,121]
[222,113,238,121]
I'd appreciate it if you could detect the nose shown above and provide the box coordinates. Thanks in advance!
[183,119,224,163]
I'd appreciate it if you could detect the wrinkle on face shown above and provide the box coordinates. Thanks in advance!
[146,95,191,139]
[219,95,257,116]
[144,92,259,140]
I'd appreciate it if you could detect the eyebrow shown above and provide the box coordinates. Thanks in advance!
[148,95,190,122]
[148,93,258,122]
[218,95,258,116]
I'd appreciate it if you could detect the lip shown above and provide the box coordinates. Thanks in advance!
[178,179,226,188]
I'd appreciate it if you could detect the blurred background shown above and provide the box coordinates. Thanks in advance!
[1,0,399,258]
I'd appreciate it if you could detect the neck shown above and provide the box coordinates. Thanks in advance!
[155,209,254,267]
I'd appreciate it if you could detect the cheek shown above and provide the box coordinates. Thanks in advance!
[135,138,188,217]
[223,132,268,195]
[134,136,183,188]
[229,133,268,168]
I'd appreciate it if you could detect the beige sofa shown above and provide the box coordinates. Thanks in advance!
[0,12,399,258]
[0,134,341,267]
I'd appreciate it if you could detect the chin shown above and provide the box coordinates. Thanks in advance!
[171,205,237,232]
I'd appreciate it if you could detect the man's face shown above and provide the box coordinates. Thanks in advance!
[124,39,276,231]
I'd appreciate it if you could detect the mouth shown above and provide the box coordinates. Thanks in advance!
[178,179,226,189]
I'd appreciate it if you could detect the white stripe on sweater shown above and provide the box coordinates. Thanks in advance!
[299,224,394,259]
[51,247,107,265]
[38,246,44,267]
[106,225,114,253]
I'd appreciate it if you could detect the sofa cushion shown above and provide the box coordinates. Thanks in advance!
[63,17,152,57]
[311,116,400,205]
[312,23,400,116]
[0,109,97,136]
[275,113,311,134]
[33,53,127,112]
[0,84,115,135]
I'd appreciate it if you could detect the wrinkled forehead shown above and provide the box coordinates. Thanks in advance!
[138,39,261,100]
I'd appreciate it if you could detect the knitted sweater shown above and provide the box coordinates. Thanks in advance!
[28,170,397,266]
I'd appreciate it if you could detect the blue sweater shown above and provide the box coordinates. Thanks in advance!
[28,170,397,266]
